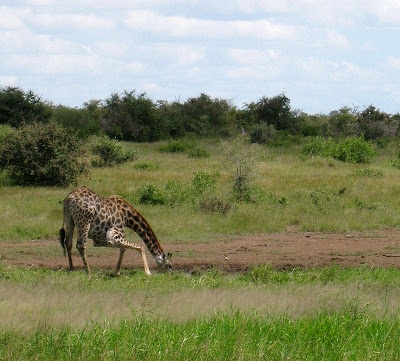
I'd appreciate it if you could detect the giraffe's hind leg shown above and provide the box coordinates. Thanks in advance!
[76,223,91,275]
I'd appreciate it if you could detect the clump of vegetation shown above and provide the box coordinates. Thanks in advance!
[188,146,210,158]
[352,168,384,177]
[0,122,87,186]
[133,162,159,171]
[90,136,138,167]
[158,138,209,158]
[158,139,189,153]
[0,86,51,127]
[222,135,256,202]
[137,184,166,205]
[200,196,231,214]
[301,137,376,163]
[191,171,219,196]
[332,137,376,163]
[248,123,277,144]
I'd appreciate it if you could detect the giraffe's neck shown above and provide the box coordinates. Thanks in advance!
[125,206,165,259]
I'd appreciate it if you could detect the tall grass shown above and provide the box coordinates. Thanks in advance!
[1,139,400,244]
[1,312,400,360]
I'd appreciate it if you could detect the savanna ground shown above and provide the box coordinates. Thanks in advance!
[2,138,400,360]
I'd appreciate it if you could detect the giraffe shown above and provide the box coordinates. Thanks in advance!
[59,186,171,275]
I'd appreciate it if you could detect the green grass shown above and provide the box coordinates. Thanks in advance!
[2,266,400,360]
[1,139,400,244]
[2,139,400,359]
[2,312,400,361]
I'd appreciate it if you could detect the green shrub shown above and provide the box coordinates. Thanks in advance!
[133,162,159,171]
[0,124,13,141]
[352,168,383,177]
[188,146,210,158]
[301,136,335,158]
[158,139,190,153]
[191,171,219,196]
[248,123,277,144]
[332,138,376,163]
[0,122,87,186]
[137,185,166,205]
[301,137,376,164]
[90,136,138,167]
[200,196,231,214]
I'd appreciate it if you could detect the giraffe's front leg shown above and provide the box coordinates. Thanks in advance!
[76,224,91,275]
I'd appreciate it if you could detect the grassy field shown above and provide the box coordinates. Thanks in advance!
[1,138,400,243]
[1,138,400,359]
[1,266,400,360]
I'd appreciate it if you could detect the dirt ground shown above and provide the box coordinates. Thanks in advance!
[2,229,400,273]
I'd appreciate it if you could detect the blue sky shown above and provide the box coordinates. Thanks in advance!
[1,0,400,114]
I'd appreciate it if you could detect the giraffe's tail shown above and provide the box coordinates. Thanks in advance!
[59,227,67,257]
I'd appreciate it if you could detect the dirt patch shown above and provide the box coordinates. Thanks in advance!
[2,230,400,273]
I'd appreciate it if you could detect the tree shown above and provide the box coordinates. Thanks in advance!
[248,93,298,132]
[102,91,164,142]
[0,122,88,186]
[0,86,51,127]
[181,93,233,137]
[357,105,393,140]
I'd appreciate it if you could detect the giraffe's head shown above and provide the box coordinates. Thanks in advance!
[155,252,172,272]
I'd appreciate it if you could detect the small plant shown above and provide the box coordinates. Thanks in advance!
[158,139,190,153]
[200,196,231,214]
[188,147,210,158]
[222,135,256,202]
[137,185,166,205]
[133,162,159,171]
[352,168,383,177]
[0,122,87,186]
[191,171,219,196]
[90,136,138,167]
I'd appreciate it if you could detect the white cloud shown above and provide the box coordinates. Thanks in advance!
[94,41,128,57]
[125,10,297,40]
[0,6,28,29]
[0,75,18,85]
[141,44,206,66]
[4,54,101,75]
[387,56,400,69]
[125,62,146,73]
[229,48,279,65]
[370,0,400,25]
[29,12,115,30]
[325,29,349,48]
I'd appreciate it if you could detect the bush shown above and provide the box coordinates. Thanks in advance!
[222,135,256,202]
[301,136,335,158]
[248,123,277,144]
[90,136,138,167]
[188,146,210,158]
[332,137,376,163]
[137,185,166,205]
[301,136,376,164]
[191,171,219,196]
[158,139,190,153]
[0,122,87,186]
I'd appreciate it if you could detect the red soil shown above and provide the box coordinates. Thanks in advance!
[2,230,400,273]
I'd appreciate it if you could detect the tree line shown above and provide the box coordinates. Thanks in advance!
[1,85,400,143]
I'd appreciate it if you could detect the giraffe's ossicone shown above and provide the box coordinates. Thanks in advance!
[59,186,172,275]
